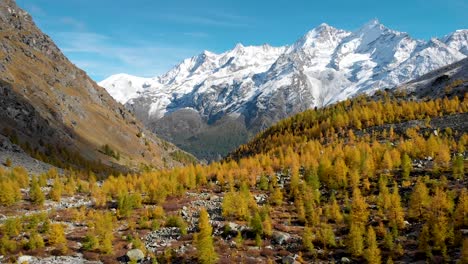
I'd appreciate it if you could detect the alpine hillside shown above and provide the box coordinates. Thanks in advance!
[100,20,468,161]
[0,0,195,174]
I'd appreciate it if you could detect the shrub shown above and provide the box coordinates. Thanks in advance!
[4,158,12,167]
[165,215,187,235]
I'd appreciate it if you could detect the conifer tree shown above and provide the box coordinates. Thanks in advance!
[364,226,381,264]
[382,151,393,170]
[263,215,273,237]
[270,187,283,206]
[452,154,465,180]
[250,211,263,236]
[25,232,45,250]
[49,177,63,202]
[461,238,468,264]
[258,174,269,191]
[348,223,364,257]
[0,178,21,206]
[302,227,315,254]
[388,183,405,229]
[48,223,67,253]
[295,196,306,223]
[401,153,412,180]
[333,157,348,189]
[195,208,218,264]
[408,179,430,219]
[318,223,336,249]
[418,224,431,258]
[377,176,391,214]
[101,233,113,254]
[30,176,45,206]
[5,157,12,167]
[434,144,451,169]
[350,188,369,228]
[454,189,468,228]
[329,194,344,224]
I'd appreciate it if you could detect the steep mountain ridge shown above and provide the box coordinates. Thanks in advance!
[101,19,468,161]
[0,0,193,172]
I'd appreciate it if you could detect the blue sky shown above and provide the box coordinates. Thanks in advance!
[17,0,467,81]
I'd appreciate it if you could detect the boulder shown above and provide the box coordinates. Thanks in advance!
[272,231,291,245]
[18,256,34,264]
[126,249,145,262]
[341,257,351,263]
[282,255,299,264]
[226,222,240,232]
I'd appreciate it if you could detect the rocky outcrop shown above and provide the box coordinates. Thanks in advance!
[0,0,194,172]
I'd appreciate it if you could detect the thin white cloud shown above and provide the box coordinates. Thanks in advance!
[54,31,198,80]
[159,13,250,28]
[183,32,210,38]
[60,17,86,31]
[25,4,46,17]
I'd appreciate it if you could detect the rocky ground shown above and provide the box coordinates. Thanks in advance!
[0,134,60,175]
[14,254,102,264]
[354,112,468,140]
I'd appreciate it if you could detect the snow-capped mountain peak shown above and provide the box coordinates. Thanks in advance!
[290,23,349,51]
[98,73,155,104]
[443,29,468,55]
[99,21,467,153]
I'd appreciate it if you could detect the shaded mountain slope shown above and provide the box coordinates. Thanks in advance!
[0,0,195,172]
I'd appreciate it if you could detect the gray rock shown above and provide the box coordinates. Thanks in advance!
[18,255,34,264]
[226,222,240,232]
[272,231,291,245]
[126,249,145,261]
[282,255,299,264]
[341,257,351,263]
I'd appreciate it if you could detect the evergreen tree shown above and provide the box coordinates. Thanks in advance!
[333,157,348,189]
[318,223,336,249]
[329,194,344,224]
[25,232,45,250]
[408,179,430,219]
[364,226,381,264]
[452,154,465,180]
[418,224,432,258]
[48,223,67,253]
[258,174,269,191]
[350,188,369,228]
[348,223,364,257]
[388,183,405,229]
[461,238,468,264]
[0,179,21,206]
[454,189,468,228]
[195,208,218,264]
[30,176,45,206]
[101,233,114,255]
[263,215,273,237]
[250,211,263,236]
[295,196,306,223]
[270,187,283,206]
[302,227,315,254]
[401,153,412,180]
[49,177,63,202]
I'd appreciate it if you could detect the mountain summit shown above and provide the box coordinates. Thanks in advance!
[100,20,468,160]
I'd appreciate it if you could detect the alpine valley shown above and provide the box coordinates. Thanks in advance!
[100,20,468,161]
[1,1,468,263]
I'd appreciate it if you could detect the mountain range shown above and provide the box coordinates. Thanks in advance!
[101,20,468,161]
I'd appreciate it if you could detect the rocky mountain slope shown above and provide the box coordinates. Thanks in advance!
[0,0,194,172]
[101,20,467,161]
[401,57,468,99]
